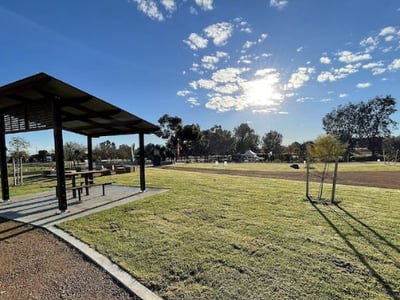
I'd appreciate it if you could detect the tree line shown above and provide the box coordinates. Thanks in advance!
[6,95,398,164]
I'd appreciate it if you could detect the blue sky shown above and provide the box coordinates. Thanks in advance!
[1,0,400,153]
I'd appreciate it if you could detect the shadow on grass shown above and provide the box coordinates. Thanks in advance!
[308,197,399,300]
[337,205,399,254]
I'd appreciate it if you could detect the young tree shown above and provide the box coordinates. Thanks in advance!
[307,135,347,203]
[9,137,30,185]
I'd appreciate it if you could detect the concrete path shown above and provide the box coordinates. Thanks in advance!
[0,185,167,300]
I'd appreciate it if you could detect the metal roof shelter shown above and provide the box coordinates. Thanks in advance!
[0,72,159,211]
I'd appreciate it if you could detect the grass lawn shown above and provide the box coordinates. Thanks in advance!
[56,167,400,299]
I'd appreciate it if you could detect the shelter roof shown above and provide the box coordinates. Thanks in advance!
[0,72,159,137]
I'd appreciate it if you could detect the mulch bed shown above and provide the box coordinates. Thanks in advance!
[0,218,137,300]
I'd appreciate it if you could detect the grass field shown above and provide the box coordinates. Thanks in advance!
[56,166,400,299]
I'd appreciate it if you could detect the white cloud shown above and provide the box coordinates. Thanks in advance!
[204,22,234,46]
[131,0,164,21]
[161,0,176,13]
[201,55,219,70]
[285,67,315,90]
[362,62,386,75]
[379,26,397,36]
[360,36,378,52]
[234,18,252,33]
[184,33,208,50]
[296,46,303,52]
[296,96,313,103]
[194,0,214,11]
[261,52,273,58]
[211,67,246,83]
[371,68,386,75]
[317,71,336,82]
[241,33,268,54]
[243,41,255,50]
[320,56,331,64]
[337,50,371,63]
[317,63,361,82]
[252,108,282,114]
[214,83,240,94]
[177,90,191,96]
[189,6,198,15]
[197,79,217,89]
[388,58,400,70]
[339,93,348,98]
[237,55,253,64]
[362,62,384,69]
[190,62,200,73]
[187,97,200,106]
[270,0,288,10]
[258,33,268,43]
[356,82,371,89]
[205,94,245,112]
[254,68,278,77]
[189,79,216,90]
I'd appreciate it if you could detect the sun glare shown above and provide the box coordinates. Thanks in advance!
[242,78,282,107]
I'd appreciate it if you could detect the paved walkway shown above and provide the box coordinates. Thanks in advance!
[0,185,167,300]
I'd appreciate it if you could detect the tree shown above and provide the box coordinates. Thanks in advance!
[9,137,30,161]
[382,136,400,164]
[233,123,259,153]
[93,140,116,161]
[204,125,235,158]
[262,130,283,160]
[158,114,183,160]
[307,135,347,203]
[64,142,86,166]
[117,144,133,161]
[9,137,30,186]
[323,95,397,159]
[178,124,202,158]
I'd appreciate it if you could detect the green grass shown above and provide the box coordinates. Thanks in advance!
[57,168,400,299]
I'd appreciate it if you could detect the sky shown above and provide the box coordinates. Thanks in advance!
[0,0,400,154]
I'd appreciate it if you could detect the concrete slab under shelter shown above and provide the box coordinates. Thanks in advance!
[0,185,167,227]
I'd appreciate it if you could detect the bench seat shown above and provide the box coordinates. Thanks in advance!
[68,182,113,201]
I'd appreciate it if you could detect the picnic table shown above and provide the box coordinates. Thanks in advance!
[66,170,109,198]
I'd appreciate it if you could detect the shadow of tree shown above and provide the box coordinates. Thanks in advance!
[337,205,399,255]
[308,198,399,300]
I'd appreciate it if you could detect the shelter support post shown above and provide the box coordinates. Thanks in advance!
[0,112,9,201]
[53,102,67,211]
[87,136,93,182]
[139,132,146,191]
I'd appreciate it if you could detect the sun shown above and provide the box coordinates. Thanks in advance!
[242,78,283,108]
